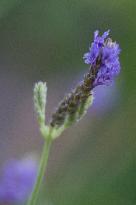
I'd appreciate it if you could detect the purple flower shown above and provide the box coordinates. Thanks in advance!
[0,158,38,204]
[83,30,121,87]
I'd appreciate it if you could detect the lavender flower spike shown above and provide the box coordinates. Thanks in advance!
[0,158,38,204]
[50,30,121,136]
[83,30,121,87]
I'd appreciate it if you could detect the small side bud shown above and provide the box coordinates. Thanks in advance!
[34,82,47,125]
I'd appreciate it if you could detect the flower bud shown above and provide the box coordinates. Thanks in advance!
[34,82,47,124]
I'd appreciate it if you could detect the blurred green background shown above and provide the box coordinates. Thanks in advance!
[0,0,136,204]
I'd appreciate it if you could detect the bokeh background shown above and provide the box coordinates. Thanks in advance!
[0,0,136,204]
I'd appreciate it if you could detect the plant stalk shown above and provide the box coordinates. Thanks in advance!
[27,137,52,205]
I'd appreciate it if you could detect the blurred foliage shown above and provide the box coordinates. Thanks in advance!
[0,0,136,205]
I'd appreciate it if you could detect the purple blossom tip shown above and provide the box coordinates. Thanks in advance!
[83,30,121,87]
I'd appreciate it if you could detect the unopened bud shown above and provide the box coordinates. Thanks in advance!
[34,82,47,124]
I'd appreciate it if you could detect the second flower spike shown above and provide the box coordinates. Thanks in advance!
[34,82,47,125]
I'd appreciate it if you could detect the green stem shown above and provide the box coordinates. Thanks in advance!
[27,137,52,205]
